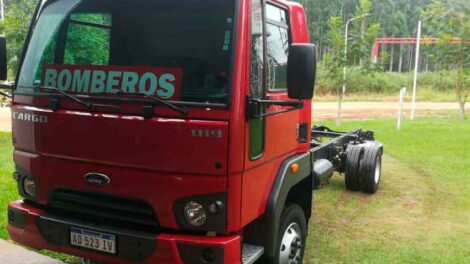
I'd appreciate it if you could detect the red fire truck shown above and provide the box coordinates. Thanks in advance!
[1,0,383,263]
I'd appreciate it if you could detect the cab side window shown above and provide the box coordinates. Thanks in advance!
[249,0,265,159]
[250,0,264,98]
[266,4,289,91]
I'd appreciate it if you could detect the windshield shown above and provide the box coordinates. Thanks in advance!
[17,0,235,103]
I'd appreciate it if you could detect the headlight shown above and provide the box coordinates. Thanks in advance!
[184,201,207,226]
[23,177,37,197]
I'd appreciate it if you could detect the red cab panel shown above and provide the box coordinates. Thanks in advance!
[12,105,229,175]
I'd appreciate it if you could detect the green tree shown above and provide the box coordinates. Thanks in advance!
[323,16,343,124]
[424,0,470,120]
[63,13,111,65]
[0,0,36,79]
[345,0,380,70]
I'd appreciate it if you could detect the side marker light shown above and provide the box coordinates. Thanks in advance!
[291,163,299,173]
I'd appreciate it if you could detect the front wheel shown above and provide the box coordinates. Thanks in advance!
[80,259,100,264]
[274,203,307,264]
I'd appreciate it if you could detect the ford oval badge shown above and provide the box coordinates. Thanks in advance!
[85,173,110,186]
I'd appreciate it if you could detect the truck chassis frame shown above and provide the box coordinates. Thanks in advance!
[310,125,376,189]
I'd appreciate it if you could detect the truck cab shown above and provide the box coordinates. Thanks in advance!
[5,0,382,263]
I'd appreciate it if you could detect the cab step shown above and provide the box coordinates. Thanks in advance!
[242,243,264,264]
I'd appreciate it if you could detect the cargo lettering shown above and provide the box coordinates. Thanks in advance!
[12,112,48,123]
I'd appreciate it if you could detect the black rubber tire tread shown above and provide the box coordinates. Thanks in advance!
[80,259,100,264]
[272,203,307,264]
[359,142,384,194]
[345,144,365,191]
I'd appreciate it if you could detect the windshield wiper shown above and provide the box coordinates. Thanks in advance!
[17,85,187,115]
[0,91,12,99]
[41,86,121,111]
[115,91,188,116]
[144,94,189,116]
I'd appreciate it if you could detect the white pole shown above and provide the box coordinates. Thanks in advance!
[0,0,4,21]
[411,21,421,120]
[342,20,349,97]
[337,14,368,126]
[342,14,369,98]
[339,19,352,126]
[397,87,407,130]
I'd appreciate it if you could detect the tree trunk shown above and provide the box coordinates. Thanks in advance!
[318,45,321,61]
[398,45,403,73]
[317,26,321,61]
[317,42,321,61]
[408,46,413,71]
[457,98,466,120]
[337,94,343,126]
[389,45,394,72]
[456,62,467,120]
[359,20,365,66]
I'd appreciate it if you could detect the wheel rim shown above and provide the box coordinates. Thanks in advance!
[279,223,303,264]
[374,156,382,184]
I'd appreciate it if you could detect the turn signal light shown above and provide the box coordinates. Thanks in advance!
[291,163,299,173]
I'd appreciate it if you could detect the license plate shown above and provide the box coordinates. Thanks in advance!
[70,227,116,254]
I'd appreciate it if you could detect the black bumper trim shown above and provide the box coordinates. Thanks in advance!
[36,213,157,262]
[177,242,224,264]
[8,207,27,229]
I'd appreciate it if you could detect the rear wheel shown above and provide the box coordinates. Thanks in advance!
[345,144,365,191]
[274,203,307,264]
[359,142,384,194]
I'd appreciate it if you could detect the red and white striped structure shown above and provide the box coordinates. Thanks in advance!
[372,37,468,63]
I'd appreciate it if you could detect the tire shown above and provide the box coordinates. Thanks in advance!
[80,259,100,264]
[345,144,365,191]
[273,203,307,264]
[359,142,384,194]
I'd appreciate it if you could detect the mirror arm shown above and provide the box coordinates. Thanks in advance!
[0,82,14,99]
[246,95,303,119]
[0,90,12,98]
[254,98,303,108]
[0,81,14,90]
[254,105,301,118]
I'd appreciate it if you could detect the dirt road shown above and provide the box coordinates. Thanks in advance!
[312,101,467,120]
[0,239,63,264]
[0,102,467,132]
[0,108,10,132]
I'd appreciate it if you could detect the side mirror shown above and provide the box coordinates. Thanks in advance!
[287,44,316,100]
[0,36,7,81]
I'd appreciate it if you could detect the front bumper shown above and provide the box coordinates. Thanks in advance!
[8,200,241,264]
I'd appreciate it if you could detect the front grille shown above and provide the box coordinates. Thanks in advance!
[48,188,159,230]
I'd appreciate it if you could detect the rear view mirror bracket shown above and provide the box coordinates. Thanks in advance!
[0,81,14,99]
[0,36,7,81]
[246,95,304,119]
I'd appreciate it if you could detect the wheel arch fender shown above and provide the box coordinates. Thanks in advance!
[243,152,313,258]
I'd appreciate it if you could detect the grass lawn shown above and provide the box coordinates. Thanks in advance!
[0,132,15,239]
[0,114,468,263]
[305,114,470,263]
